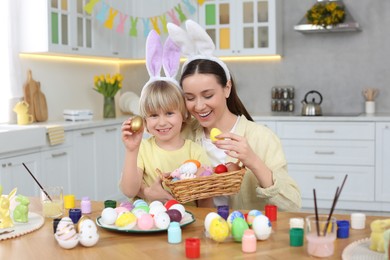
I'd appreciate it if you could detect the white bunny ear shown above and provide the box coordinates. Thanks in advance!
[145,30,163,78]
[167,22,196,57]
[185,19,215,56]
[162,37,181,78]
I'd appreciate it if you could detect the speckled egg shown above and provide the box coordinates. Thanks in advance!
[154,212,171,229]
[101,207,118,225]
[79,219,99,247]
[252,215,272,240]
[209,217,230,242]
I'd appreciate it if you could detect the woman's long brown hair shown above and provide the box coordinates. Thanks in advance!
[180,59,253,121]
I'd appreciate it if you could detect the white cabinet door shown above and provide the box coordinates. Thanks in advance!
[376,123,390,202]
[41,147,72,195]
[72,128,98,200]
[20,0,95,56]
[198,0,281,56]
[0,153,41,196]
[95,125,123,200]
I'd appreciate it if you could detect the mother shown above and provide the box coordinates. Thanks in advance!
[140,20,301,211]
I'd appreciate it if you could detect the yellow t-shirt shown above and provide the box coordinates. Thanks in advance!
[137,137,210,187]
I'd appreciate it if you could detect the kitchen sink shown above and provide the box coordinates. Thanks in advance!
[0,124,46,154]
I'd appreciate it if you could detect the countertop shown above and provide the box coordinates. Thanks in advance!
[251,112,390,122]
[0,198,387,259]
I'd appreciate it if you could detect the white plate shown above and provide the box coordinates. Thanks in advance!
[119,91,140,114]
[342,237,384,260]
[0,212,44,241]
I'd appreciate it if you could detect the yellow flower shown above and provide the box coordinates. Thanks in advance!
[306,2,345,28]
[93,73,124,97]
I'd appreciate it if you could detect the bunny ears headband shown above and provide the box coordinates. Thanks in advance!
[167,19,231,81]
[141,30,181,99]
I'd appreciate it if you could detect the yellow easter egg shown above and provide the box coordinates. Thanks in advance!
[115,212,137,227]
[210,128,222,142]
[209,217,230,242]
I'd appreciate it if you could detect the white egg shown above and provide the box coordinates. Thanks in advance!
[252,215,272,240]
[101,207,118,225]
[149,204,167,216]
[154,212,171,229]
[204,212,220,235]
[169,204,185,218]
[149,200,164,209]
[79,219,99,247]
[131,207,148,218]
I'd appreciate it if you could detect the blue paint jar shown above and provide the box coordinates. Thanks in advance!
[337,220,350,239]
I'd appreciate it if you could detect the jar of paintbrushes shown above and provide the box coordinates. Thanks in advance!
[363,88,379,114]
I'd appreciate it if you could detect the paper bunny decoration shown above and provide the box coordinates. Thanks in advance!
[167,19,231,80]
[140,30,181,100]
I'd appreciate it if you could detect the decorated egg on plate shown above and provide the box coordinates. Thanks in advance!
[115,206,129,215]
[231,217,249,242]
[119,201,134,211]
[101,207,118,225]
[246,209,262,227]
[133,199,148,208]
[115,212,137,229]
[227,211,245,229]
[149,200,164,209]
[149,204,167,216]
[137,214,154,230]
[169,204,185,218]
[166,209,182,222]
[209,217,230,242]
[164,199,179,210]
[252,215,272,240]
[154,212,171,229]
[131,207,148,218]
[79,219,99,247]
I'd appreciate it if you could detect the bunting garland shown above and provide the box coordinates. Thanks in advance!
[84,0,197,38]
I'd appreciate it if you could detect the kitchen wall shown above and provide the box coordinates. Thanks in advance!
[18,0,390,121]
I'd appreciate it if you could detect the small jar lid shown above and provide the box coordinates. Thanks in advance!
[104,200,117,208]
[69,208,82,224]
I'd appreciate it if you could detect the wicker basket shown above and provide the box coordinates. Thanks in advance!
[159,168,246,204]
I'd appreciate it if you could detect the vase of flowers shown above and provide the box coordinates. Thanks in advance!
[93,73,123,118]
[306,1,345,28]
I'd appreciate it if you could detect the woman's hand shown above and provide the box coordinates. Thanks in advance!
[213,132,274,188]
[121,117,144,152]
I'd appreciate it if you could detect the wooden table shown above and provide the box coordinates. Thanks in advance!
[0,198,384,259]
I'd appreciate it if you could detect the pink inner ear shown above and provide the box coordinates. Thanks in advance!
[145,30,163,77]
[163,38,180,78]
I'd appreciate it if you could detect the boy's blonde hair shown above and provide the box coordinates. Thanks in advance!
[139,81,190,124]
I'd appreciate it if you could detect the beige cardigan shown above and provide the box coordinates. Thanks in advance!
[182,116,302,211]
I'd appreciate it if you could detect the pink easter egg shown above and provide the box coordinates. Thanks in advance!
[137,214,154,230]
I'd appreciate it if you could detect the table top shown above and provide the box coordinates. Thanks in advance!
[0,198,385,259]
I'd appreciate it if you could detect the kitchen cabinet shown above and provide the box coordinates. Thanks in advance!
[20,0,95,56]
[276,121,376,210]
[0,153,41,196]
[40,132,73,195]
[198,0,282,56]
[375,123,390,210]
[71,124,124,201]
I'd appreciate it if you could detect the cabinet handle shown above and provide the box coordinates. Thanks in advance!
[80,131,94,136]
[105,127,117,132]
[314,129,335,133]
[72,47,79,51]
[385,125,389,129]
[315,176,335,180]
[51,152,67,158]
[7,162,12,166]
[112,51,119,55]
[2,164,6,168]
[314,151,335,155]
